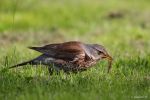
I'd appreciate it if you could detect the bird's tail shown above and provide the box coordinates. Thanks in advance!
[9,54,50,69]
[9,60,35,69]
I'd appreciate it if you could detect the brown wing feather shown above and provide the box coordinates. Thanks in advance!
[28,41,87,62]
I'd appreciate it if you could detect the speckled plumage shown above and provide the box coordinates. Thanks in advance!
[10,41,112,74]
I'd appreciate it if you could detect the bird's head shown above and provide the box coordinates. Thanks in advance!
[92,44,113,73]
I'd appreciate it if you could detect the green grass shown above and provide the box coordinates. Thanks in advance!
[0,0,150,100]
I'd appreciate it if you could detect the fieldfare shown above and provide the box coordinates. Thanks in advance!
[10,41,113,74]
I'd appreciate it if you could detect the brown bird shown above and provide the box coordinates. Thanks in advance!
[9,41,113,74]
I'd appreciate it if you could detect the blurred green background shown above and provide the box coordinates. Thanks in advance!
[1,0,150,46]
[0,0,150,100]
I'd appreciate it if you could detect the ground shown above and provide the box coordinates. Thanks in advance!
[0,0,150,100]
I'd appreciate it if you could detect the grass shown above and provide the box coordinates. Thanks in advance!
[0,0,150,100]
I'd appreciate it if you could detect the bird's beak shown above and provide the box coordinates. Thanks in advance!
[102,54,113,60]
[106,54,113,61]
[103,54,113,73]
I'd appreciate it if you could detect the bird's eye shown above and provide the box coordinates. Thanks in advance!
[98,51,103,55]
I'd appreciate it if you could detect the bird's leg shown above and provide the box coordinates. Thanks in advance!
[48,66,54,75]
[53,66,61,75]
[48,63,61,75]
[48,66,60,75]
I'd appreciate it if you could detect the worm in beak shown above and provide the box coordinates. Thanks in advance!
[106,54,113,73]
[102,54,113,73]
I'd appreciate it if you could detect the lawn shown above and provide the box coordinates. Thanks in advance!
[0,0,150,100]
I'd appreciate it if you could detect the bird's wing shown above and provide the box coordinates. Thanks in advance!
[28,41,89,62]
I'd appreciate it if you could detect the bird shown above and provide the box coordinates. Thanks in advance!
[9,41,113,74]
